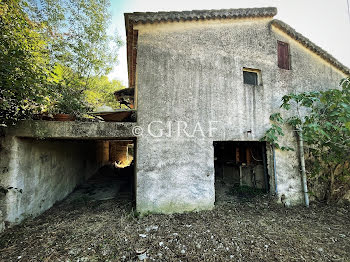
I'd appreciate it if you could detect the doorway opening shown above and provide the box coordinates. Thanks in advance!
[213,141,269,202]
[70,139,136,203]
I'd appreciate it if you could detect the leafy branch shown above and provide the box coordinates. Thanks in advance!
[262,77,350,202]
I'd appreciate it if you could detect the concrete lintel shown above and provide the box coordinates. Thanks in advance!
[3,121,136,140]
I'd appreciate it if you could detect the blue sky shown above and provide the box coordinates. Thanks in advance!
[108,0,350,86]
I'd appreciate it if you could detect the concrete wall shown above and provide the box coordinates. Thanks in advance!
[134,18,347,213]
[0,136,98,228]
[4,121,136,139]
[0,121,136,231]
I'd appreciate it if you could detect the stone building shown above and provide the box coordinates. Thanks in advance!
[126,7,349,213]
[0,7,349,231]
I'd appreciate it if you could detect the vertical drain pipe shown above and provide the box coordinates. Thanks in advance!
[261,144,269,193]
[272,145,278,194]
[239,165,243,186]
[297,129,309,207]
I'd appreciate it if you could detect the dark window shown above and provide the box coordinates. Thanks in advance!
[243,71,258,85]
[278,41,290,70]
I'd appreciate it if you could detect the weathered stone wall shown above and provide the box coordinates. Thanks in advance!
[0,136,98,229]
[0,121,136,231]
[134,18,347,213]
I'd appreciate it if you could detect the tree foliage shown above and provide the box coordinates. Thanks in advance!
[84,76,125,110]
[0,0,51,125]
[25,0,122,77]
[263,78,350,201]
[0,0,123,125]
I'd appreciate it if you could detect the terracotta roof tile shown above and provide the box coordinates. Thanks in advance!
[125,7,277,24]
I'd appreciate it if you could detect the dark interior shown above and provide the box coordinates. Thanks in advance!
[71,139,136,203]
[214,141,269,201]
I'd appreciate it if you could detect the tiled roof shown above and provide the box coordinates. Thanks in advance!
[271,19,350,75]
[125,7,277,24]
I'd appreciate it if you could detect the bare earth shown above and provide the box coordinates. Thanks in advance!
[0,194,349,262]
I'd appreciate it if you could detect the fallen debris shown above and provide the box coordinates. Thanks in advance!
[0,194,349,261]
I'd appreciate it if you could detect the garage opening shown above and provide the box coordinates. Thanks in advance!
[214,141,269,202]
[7,137,136,223]
[69,139,136,203]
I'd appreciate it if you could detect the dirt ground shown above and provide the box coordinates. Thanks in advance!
[0,192,350,262]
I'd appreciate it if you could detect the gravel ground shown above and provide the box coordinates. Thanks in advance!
[0,193,350,262]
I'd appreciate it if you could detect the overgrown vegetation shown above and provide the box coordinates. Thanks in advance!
[263,77,350,202]
[0,0,124,126]
[84,75,126,110]
[0,0,51,125]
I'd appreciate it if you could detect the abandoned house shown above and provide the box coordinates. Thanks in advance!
[1,7,350,232]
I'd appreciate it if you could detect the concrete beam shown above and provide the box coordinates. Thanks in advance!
[3,121,136,140]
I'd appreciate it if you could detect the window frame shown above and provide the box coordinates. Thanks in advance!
[242,67,262,86]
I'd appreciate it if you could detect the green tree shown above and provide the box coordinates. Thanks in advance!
[84,75,125,110]
[25,0,122,80]
[0,0,51,126]
[263,78,350,201]
[25,0,123,115]
[45,64,91,115]
[0,0,123,123]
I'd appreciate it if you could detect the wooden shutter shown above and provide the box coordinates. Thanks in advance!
[278,41,290,70]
